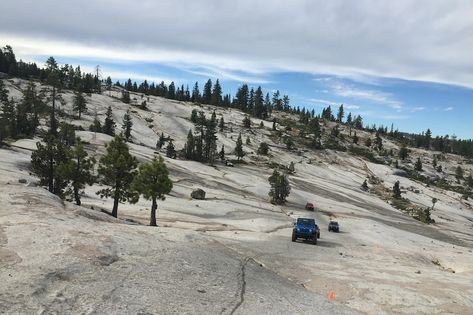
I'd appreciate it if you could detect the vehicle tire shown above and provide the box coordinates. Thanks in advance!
[317,231,321,239]
[292,231,296,242]
[312,236,317,245]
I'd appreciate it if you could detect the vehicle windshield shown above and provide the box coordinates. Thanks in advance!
[297,218,315,225]
[330,221,338,225]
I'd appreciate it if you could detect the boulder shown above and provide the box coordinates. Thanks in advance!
[18,178,27,184]
[191,188,206,200]
[393,170,408,177]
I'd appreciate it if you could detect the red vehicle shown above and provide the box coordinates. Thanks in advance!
[305,202,315,211]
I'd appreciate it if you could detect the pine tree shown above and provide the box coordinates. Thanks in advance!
[375,131,383,151]
[191,82,200,103]
[204,111,218,164]
[211,79,222,106]
[190,109,198,123]
[258,142,269,155]
[72,92,87,119]
[272,90,282,111]
[253,86,267,119]
[31,133,72,196]
[185,129,195,159]
[235,132,244,161]
[415,158,423,172]
[219,145,225,161]
[433,155,438,168]
[166,139,176,158]
[455,166,464,182]
[167,82,176,99]
[399,145,409,160]
[243,116,251,128]
[268,169,291,204]
[361,180,368,191]
[219,116,225,132]
[157,132,166,149]
[353,132,359,144]
[365,137,372,147]
[131,155,173,226]
[202,79,212,104]
[246,136,251,145]
[89,112,102,132]
[346,112,353,135]
[59,137,95,205]
[121,90,130,104]
[17,82,42,136]
[97,135,138,218]
[337,104,344,123]
[103,106,116,136]
[393,181,401,198]
[121,109,133,142]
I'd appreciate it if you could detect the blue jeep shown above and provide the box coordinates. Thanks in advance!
[292,218,319,245]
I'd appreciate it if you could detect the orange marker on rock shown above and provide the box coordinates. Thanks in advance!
[328,291,335,301]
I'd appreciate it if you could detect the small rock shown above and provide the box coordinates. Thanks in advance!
[415,270,421,274]
[191,188,206,200]
[18,178,27,184]
[197,289,206,293]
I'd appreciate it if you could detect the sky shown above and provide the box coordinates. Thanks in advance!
[1,0,473,138]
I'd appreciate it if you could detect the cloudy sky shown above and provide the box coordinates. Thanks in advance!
[1,0,473,138]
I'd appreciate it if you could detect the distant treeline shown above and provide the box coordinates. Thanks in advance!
[1,44,472,158]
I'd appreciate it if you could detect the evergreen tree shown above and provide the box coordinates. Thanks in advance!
[73,92,87,119]
[235,132,244,161]
[258,142,269,155]
[102,106,116,136]
[346,112,353,135]
[455,166,464,182]
[253,86,267,119]
[190,108,198,123]
[204,111,218,164]
[185,129,195,159]
[375,131,383,151]
[219,116,225,132]
[365,137,372,147]
[191,82,200,103]
[246,135,251,145]
[353,132,359,144]
[272,90,282,111]
[121,109,133,142]
[337,104,344,123]
[211,79,222,106]
[433,155,438,168]
[131,155,173,226]
[89,112,102,132]
[202,79,212,104]
[425,128,432,149]
[399,145,409,160]
[361,180,368,191]
[219,145,225,161]
[166,139,176,158]
[393,181,402,198]
[157,132,166,149]
[353,115,363,129]
[167,82,176,99]
[243,115,251,128]
[31,134,71,195]
[97,135,138,218]
[415,157,423,171]
[122,90,130,104]
[282,95,290,112]
[59,137,95,205]
[268,169,291,204]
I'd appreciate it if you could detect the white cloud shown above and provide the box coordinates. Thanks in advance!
[2,0,473,88]
[444,106,454,111]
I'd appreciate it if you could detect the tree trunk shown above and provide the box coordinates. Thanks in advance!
[150,197,157,226]
[74,186,81,206]
[112,182,120,218]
